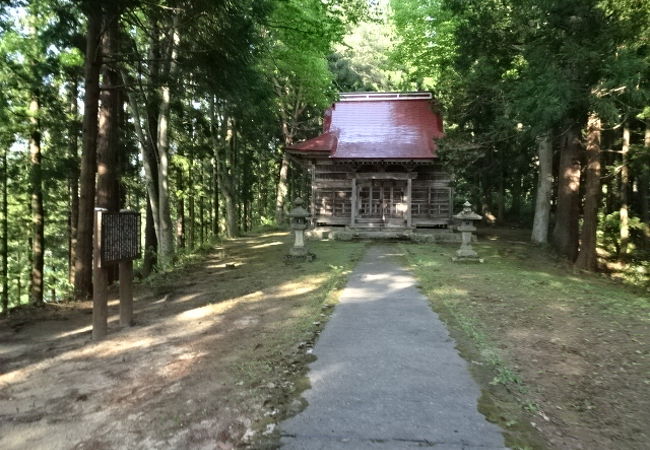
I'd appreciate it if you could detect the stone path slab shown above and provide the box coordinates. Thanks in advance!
[280,245,507,449]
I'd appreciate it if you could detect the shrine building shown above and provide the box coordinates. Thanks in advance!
[286,92,452,232]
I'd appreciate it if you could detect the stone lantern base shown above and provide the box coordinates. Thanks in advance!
[451,255,484,263]
[451,241,484,263]
[290,246,308,257]
[285,251,316,262]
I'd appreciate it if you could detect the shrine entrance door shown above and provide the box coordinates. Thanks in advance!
[357,179,408,227]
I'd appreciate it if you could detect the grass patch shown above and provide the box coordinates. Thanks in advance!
[400,233,650,449]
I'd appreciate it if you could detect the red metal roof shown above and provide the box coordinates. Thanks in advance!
[287,93,443,159]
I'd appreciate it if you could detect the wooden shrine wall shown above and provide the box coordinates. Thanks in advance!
[310,161,452,227]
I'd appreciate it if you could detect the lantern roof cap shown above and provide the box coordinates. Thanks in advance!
[453,201,482,221]
[287,197,310,218]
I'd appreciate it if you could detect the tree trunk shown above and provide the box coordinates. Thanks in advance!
[223,118,238,237]
[641,120,650,247]
[496,168,505,223]
[275,121,293,226]
[199,163,205,244]
[274,84,306,226]
[188,151,195,247]
[68,81,80,288]
[212,158,220,236]
[74,7,103,300]
[212,160,219,236]
[155,14,179,264]
[96,9,121,288]
[552,125,581,260]
[510,174,522,219]
[575,114,602,271]
[96,11,120,213]
[241,148,252,232]
[176,167,185,248]
[121,71,161,248]
[142,195,157,276]
[210,98,237,238]
[619,124,630,254]
[531,133,553,244]
[220,175,236,238]
[207,164,213,238]
[29,94,44,306]
[2,144,8,314]
[275,152,290,226]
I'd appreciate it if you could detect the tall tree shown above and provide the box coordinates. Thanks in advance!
[96,7,120,213]
[1,137,8,315]
[211,99,238,238]
[552,124,581,260]
[575,114,602,270]
[24,8,45,306]
[154,12,179,263]
[0,0,370,310]
[619,124,630,254]
[28,93,44,305]
[269,0,362,224]
[67,80,80,287]
[642,119,650,245]
[531,133,553,244]
[391,0,649,267]
[74,5,103,300]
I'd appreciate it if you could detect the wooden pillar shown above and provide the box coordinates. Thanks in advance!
[350,177,357,226]
[406,177,412,228]
[119,260,133,326]
[93,208,108,340]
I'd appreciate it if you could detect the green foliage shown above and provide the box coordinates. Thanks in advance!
[0,0,372,312]
[391,0,650,260]
[601,211,645,248]
[0,0,87,311]
[330,9,409,92]
[491,366,523,387]
[2,0,648,311]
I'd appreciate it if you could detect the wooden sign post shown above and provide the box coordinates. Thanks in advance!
[93,208,109,340]
[119,261,134,326]
[93,209,141,340]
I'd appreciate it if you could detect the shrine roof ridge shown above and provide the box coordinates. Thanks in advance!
[338,92,433,102]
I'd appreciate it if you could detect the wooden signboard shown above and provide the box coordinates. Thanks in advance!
[99,211,141,266]
[93,209,140,339]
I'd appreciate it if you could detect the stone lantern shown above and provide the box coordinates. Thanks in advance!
[287,197,311,258]
[453,201,483,262]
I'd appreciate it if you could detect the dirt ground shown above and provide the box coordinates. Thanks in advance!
[2,229,648,449]
[0,233,363,449]
[403,227,650,450]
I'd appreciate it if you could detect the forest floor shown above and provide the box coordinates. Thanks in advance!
[1,229,648,449]
[0,232,365,449]
[403,227,650,450]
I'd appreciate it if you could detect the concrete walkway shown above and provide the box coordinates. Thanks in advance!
[280,246,507,449]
